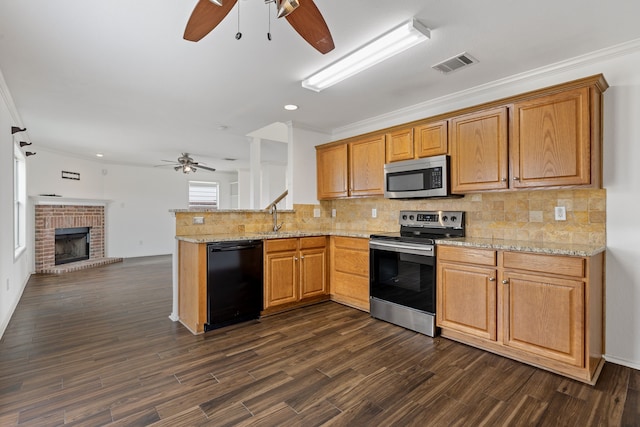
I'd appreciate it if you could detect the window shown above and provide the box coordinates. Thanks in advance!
[189,181,219,209]
[14,144,26,256]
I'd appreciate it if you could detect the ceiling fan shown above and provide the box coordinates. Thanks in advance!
[157,153,216,173]
[184,0,335,54]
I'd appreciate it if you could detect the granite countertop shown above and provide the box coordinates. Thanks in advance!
[435,237,606,257]
[177,231,606,257]
[175,229,380,243]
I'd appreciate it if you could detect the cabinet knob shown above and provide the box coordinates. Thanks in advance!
[502,279,509,284]
[488,277,496,281]
[513,177,520,181]
[300,255,305,260]
[294,256,298,261]
[501,178,507,182]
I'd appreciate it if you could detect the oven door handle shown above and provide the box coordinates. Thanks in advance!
[369,240,434,256]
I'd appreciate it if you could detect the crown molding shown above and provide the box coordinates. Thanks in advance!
[331,37,640,141]
[0,68,27,131]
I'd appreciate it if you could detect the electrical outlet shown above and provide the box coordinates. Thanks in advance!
[372,208,377,218]
[554,206,567,221]
[331,208,336,218]
[313,208,321,218]
[193,216,204,224]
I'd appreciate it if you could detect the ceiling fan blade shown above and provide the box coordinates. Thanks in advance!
[285,0,334,54]
[184,0,238,42]
[197,164,217,172]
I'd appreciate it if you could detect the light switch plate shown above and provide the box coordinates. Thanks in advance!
[332,208,336,218]
[193,216,204,224]
[554,206,566,221]
[372,208,377,218]
[313,208,321,218]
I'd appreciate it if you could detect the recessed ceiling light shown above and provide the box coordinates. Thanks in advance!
[284,104,298,111]
[96,153,104,158]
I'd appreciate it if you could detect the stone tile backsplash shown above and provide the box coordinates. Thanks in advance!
[175,188,606,246]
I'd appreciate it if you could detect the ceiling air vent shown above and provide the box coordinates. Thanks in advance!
[432,52,478,74]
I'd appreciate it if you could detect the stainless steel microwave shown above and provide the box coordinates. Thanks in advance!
[384,155,452,199]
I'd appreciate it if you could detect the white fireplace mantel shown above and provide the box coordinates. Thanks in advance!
[30,196,113,206]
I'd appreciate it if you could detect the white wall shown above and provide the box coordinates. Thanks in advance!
[290,125,330,205]
[331,42,640,369]
[27,149,236,258]
[0,75,31,338]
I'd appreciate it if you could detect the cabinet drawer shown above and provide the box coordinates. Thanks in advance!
[264,238,298,253]
[438,246,497,266]
[334,249,368,277]
[300,236,327,250]
[503,252,585,278]
[333,236,369,251]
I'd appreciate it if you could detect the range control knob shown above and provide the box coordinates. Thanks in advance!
[409,215,415,220]
[402,215,408,220]
[441,215,448,222]
[451,216,457,222]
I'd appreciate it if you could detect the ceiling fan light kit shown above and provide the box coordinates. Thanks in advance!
[302,18,431,92]
[276,0,300,18]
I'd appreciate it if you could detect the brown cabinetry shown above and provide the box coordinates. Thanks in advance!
[177,241,207,334]
[316,134,386,200]
[349,135,386,197]
[450,107,509,192]
[436,244,604,384]
[511,87,593,188]
[316,143,348,199]
[437,246,497,341]
[386,120,448,163]
[330,236,370,311]
[264,237,328,313]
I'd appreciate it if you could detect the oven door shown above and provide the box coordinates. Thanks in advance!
[369,240,436,314]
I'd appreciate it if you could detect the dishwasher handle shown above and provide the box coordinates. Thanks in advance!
[208,241,262,252]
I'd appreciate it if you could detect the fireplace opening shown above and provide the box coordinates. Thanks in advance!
[55,227,90,265]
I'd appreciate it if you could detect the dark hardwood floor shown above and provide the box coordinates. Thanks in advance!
[0,256,638,426]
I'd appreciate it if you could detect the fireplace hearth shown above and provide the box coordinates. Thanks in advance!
[55,227,90,265]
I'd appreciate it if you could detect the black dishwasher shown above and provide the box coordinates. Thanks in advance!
[205,240,263,331]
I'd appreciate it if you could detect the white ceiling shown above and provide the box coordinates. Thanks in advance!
[1,0,639,171]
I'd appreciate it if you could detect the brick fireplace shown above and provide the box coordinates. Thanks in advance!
[34,203,121,274]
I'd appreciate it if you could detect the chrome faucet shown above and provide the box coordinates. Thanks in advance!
[270,204,283,232]
[266,189,288,232]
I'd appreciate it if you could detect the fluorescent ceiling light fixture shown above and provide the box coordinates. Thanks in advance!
[284,104,298,111]
[302,18,431,92]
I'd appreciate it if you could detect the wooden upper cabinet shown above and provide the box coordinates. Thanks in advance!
[316,143,348,200]
[415,120,448,158]
[386,120,448,163]
[511,87,592,188]
[349,134,386,197]
[386,128,414,162]
[450,107,509,193]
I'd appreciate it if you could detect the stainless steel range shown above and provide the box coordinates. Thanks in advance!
[369,210,465,336]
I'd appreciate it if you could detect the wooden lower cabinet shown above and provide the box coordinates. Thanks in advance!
[177,240,207,334]
[263,237,329,314]
[329,236,370,311]
[436,245,604,384]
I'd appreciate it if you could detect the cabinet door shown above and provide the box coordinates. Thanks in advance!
[264,250,298,308]
[450,107,508,192]
[330,237,370,311]
[316,144,348,200]
[386,128,414,163]
[503,272,584,367]
[300,247,327,299]
[437,262,497,340]
[349,135,386,197]
[415,120,448,158]
[511,87,591,188]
